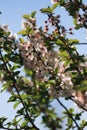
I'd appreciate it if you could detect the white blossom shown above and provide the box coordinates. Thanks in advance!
[21,17,36,29]
[51,0,58,5]
[1,24,9,32]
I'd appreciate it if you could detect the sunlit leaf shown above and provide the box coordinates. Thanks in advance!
[56,39,64,45]
[19,38,25,44]
[14,101,20,109]
[1,83,9,92]
[24,68,33,76]
[73,18,77,25]
[22,14,30,19]
[69,39,79,45]
[18,30,26,35]
[51,3,59,12]
[68,108,74,113]
[31,11,37,18]
[40,7,52,13]
[48,80,56,85]
[8,95,17,102]
[21,120,28,127]
[81,120,87,128]
[68,117,73,128]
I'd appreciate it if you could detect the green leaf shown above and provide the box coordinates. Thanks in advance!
[68,117,73,128]
[21,120,28,127]
[6,122,12,128]
[21,93,30,100]
[1,83,9,92]
[0,64,4,70]
[48,80,56,85]
[19,38,25,43]
[81,120,87,128]
[8,95,17,102]
[26,26,34,35]
[46,83,51,88]
[18,30,26,35]
[40,7,52,14]
[75,24,82,30]
[17,108,24,115]
[31,11,36,18]
[0,71,2,81]
[10,54,22,64]
[73,18,77,25]
[59,51,68,57]
[69,108,74,113]
[76,80,87,91]
[0,117,7,123]
[75,112,82,120]
[24,69,33,76]
[69,39,79,45]
[13,64,21,70]
[51,3,59,12]
[14,101,20,109]
[22,14,30,19]
[56,39,64,45]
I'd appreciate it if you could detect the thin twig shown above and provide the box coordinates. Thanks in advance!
[2,126,20,130]
[77,43,87,45]
[56,98,81,130]
[70,97,87,112]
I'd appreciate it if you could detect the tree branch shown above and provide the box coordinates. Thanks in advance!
[56,98,81,130]
[78,43,87,45]
[0,50,39,130]
[70,97,87,112]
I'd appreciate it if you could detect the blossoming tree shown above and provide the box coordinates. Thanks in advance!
[0,0,87,129]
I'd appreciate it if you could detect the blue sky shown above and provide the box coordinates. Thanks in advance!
[0,1,87,130]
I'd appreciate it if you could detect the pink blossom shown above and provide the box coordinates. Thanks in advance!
[51,0,58,5]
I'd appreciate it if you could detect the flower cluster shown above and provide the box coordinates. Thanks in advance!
[44,13,73,38]
[57,62,73,97]
[18,16,74,98]
[18,17,60,82]
[17,15,87,110]
[21,17,36,30]
[0,25,17,40]
[18,17,77,94]
[76,13,87,28]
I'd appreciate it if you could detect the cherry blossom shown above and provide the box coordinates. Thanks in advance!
[17,15,87,110]
[51,0,59,5]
